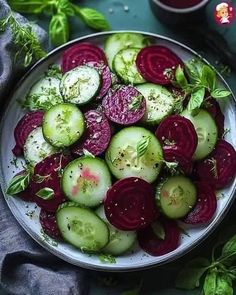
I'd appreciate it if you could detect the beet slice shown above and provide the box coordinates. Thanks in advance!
[195,140,236,189]
[31,153,71,212]
[138,219,180,256]
[155,115,198,160]
[104,177,158,231]
[164,149,193,175]
[183,182,217,224]
[205,99,225,138]
[61,42,107,72]
[72,110,111,156]
[12,111,44,156]
[102,86,146,125]
[136,45,184,85]
[39,209,61,239]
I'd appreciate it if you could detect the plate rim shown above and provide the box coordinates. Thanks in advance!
[0,30,235,272]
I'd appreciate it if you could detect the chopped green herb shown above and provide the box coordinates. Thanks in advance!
[99,254,116,264]
[36,187,54,200]
[136,136,151,158]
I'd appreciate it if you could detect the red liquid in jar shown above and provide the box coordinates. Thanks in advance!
[160,0,203,8]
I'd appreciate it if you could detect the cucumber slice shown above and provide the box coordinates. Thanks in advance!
[96,206,136,256]
[105,127,163,183]
[42,103,85,148]
[156,176,197,219]
[60,65,101,105]
[136,83,175,124]
[56,203,109,252]
[113,48,146,84]
[23,127,58,167]
[105,32,150,70]
[181,109,218,160]
[62,157,112,207]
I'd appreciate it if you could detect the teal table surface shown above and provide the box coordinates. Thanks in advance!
[9,0,236,294]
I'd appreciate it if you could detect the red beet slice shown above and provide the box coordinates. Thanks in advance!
[86,61,112,99]
[12,111,44,156]
[72,110,111,156]
[164,149,193,175]
[31,153,71,212]
[138,219,180,256]
[61,42,107,73]
[39,209,61,239]
[195,140,236,189]
[205,99,225,138]
[104,177,158,231]
[155,115,198,160]
[136,45,184,85]
[102,86,146,125]
[183,182,217,224]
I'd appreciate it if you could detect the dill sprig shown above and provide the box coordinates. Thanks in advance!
[0,12,47,67]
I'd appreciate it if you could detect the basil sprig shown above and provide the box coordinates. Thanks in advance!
[176,234,236,295]
[136,136,151,158]
[174,59,231,112]
[36,187,54,200]
[6,171,31,195]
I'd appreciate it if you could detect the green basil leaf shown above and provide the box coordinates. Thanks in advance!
[203,270,217,295]
[211,88,231,99]
[136,136,151,158]
[76,7,110,31]
[175,65,188,90]
[201,65,216,92]
[151,222,165,240]
[215,273,233,295]
[36,187,54,200]
[8,0,48,14]
[6,172,31,195]
[175,257,210,290]
[219,234,236,265]
[57,0,75,16]
[99,254,116,264]
[83,149,95,158]
[187,87,205,111]
[49,12,69,46]
[185,58,203,83]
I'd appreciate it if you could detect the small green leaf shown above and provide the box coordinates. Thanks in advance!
[215,273,233,295]
[203,270,217,295]
[201,65,216,92]
[211,89,231,99]
[83,149,95,158]
[151,222,165,240]
[220,234,236,264]
[45,64,62,79]
[185,58,203,83]
[99,254,116,264]
[36,187,54,200]
[75,7,110,31]
[136,136,151,158]
[128,94,143,111]
[6,172,31,195]
[49,12,69,46]
[175,65,188,90]
[187,87,205,111]
[57,0,75,16]
[175,257,210,290]
[8,0,48,14]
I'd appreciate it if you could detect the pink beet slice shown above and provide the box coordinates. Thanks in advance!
[12,111,44,156]
[205,99,225,138]
[183,182,217,225]
[155,115,198,160]
[195,140,236,190]
[104,177,158,231]
[31,153,71,212]
[136,45,184,85]
[61,42,107,72]
[138,219,180,256]
[86,61,112,99]
[72,110,111,156]
[39,209,61,239]
[102,86,146,125]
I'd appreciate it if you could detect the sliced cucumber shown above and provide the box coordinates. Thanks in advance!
[56,203,109,252]
[181,109,218,160]
[156,176,197,219]
[113,48,145,84]
[62,157,112,207]
[105,127,163,183]
[26,76,63,111]
[105,32,150,70]
[42,103,85,148]
[96,206,136,256]
[136,83,175,124]
[23,127,58,167]
[60,65,101,105]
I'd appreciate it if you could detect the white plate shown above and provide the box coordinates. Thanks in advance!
[0,31,236,272]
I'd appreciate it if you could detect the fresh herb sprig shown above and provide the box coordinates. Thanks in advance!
[0,12,46,66]
[174,59,231,112]
[175,234,236,295]
[8,0,110,46]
